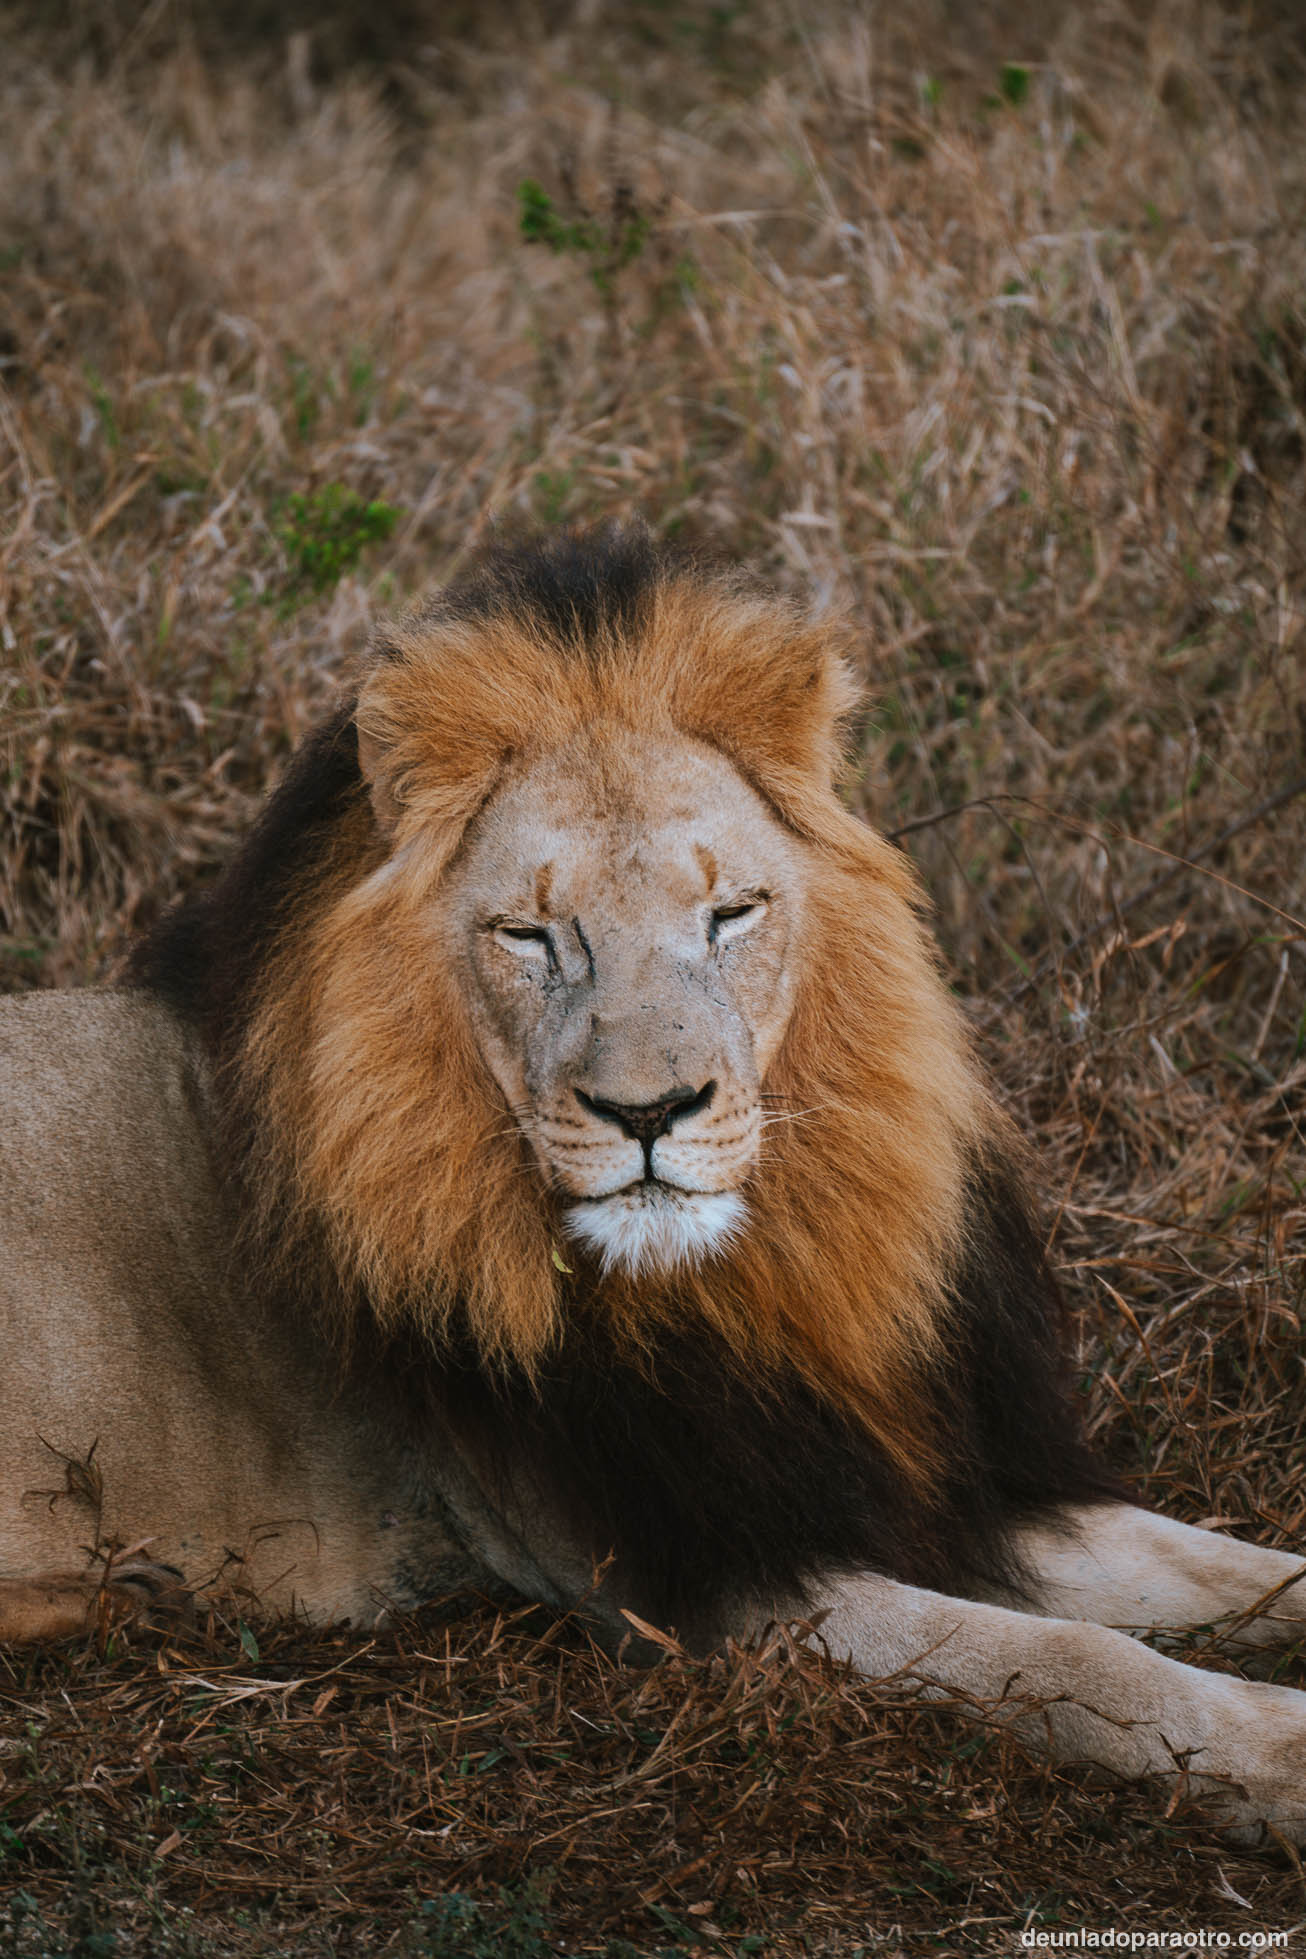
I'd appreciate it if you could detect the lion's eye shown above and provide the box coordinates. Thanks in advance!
[709,897,768,946]
[493,923,555,965]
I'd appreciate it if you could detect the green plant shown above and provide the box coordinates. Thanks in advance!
[1000,61,1030,106]
[286,354,320,439]
[417,1880,553,1958]
[517,177,650,297]
[275,483,400,600]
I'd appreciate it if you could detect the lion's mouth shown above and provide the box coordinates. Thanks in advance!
[607,1170,695,1198]
[564,1186,747,1278]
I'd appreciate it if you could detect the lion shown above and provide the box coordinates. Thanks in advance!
[2,522,1305,1840]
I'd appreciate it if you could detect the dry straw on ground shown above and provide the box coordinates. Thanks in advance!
[1,1,1305,1952]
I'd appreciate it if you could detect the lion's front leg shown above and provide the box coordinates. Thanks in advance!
[1003,1502,1306,1649]
[804,1571,1306,1842]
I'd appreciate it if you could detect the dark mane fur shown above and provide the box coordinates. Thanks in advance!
[418,521,670,652]
[128,702,362,1053]
[431,1155,1115,1629]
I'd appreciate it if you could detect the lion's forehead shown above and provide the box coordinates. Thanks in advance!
[464,731,801,918]
[491,823,723,919]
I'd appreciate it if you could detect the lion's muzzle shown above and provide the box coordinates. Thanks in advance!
[548,1072,759,1275]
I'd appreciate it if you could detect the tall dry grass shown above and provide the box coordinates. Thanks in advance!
[1,1,1305,1951]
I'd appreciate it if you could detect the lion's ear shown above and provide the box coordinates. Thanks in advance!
[651,590,863,828]
[716,630,861,792]
[355,653,522,859]
[355,718,402,836]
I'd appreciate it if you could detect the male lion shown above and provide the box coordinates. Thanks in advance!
[2,525,1305,1839]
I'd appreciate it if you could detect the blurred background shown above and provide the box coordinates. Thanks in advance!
[1,2,1305,1948]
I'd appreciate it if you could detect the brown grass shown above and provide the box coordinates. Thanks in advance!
[1,0,1305,1951]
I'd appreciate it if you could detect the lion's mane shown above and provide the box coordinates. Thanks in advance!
[132,525,1111,1622]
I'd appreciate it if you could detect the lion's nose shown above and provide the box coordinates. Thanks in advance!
[576,1081,716,1147]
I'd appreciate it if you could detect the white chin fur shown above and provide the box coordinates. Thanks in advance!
[565,1188,747,1277]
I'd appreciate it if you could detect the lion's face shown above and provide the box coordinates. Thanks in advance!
[441,724,808,1276]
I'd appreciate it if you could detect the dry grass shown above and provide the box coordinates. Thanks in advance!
[1,0,1305,1951]
[4,1601,1301,1959]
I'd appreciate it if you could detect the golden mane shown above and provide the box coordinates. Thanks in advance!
[237,556,1002,1485]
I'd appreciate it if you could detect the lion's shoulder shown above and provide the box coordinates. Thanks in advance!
[0,987,214,1211]
[0,983,195,1094]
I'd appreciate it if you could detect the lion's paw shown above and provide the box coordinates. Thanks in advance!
[99,1559,194,1631]
[1190,1677,1306,1848]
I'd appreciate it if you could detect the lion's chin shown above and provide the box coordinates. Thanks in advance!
[564,1188,747,1278]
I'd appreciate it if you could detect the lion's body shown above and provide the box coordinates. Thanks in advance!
[0,978,1075,1637]
[0,988,504,1622]
[0,981,1078,1640]
[4,525,1306,1839]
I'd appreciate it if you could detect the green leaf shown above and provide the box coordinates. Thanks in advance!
[517,177,563,248]
[1000,62,1030,107]
[274,482,401,605]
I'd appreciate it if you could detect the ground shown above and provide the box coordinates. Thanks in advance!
[1,1,1305,1952]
